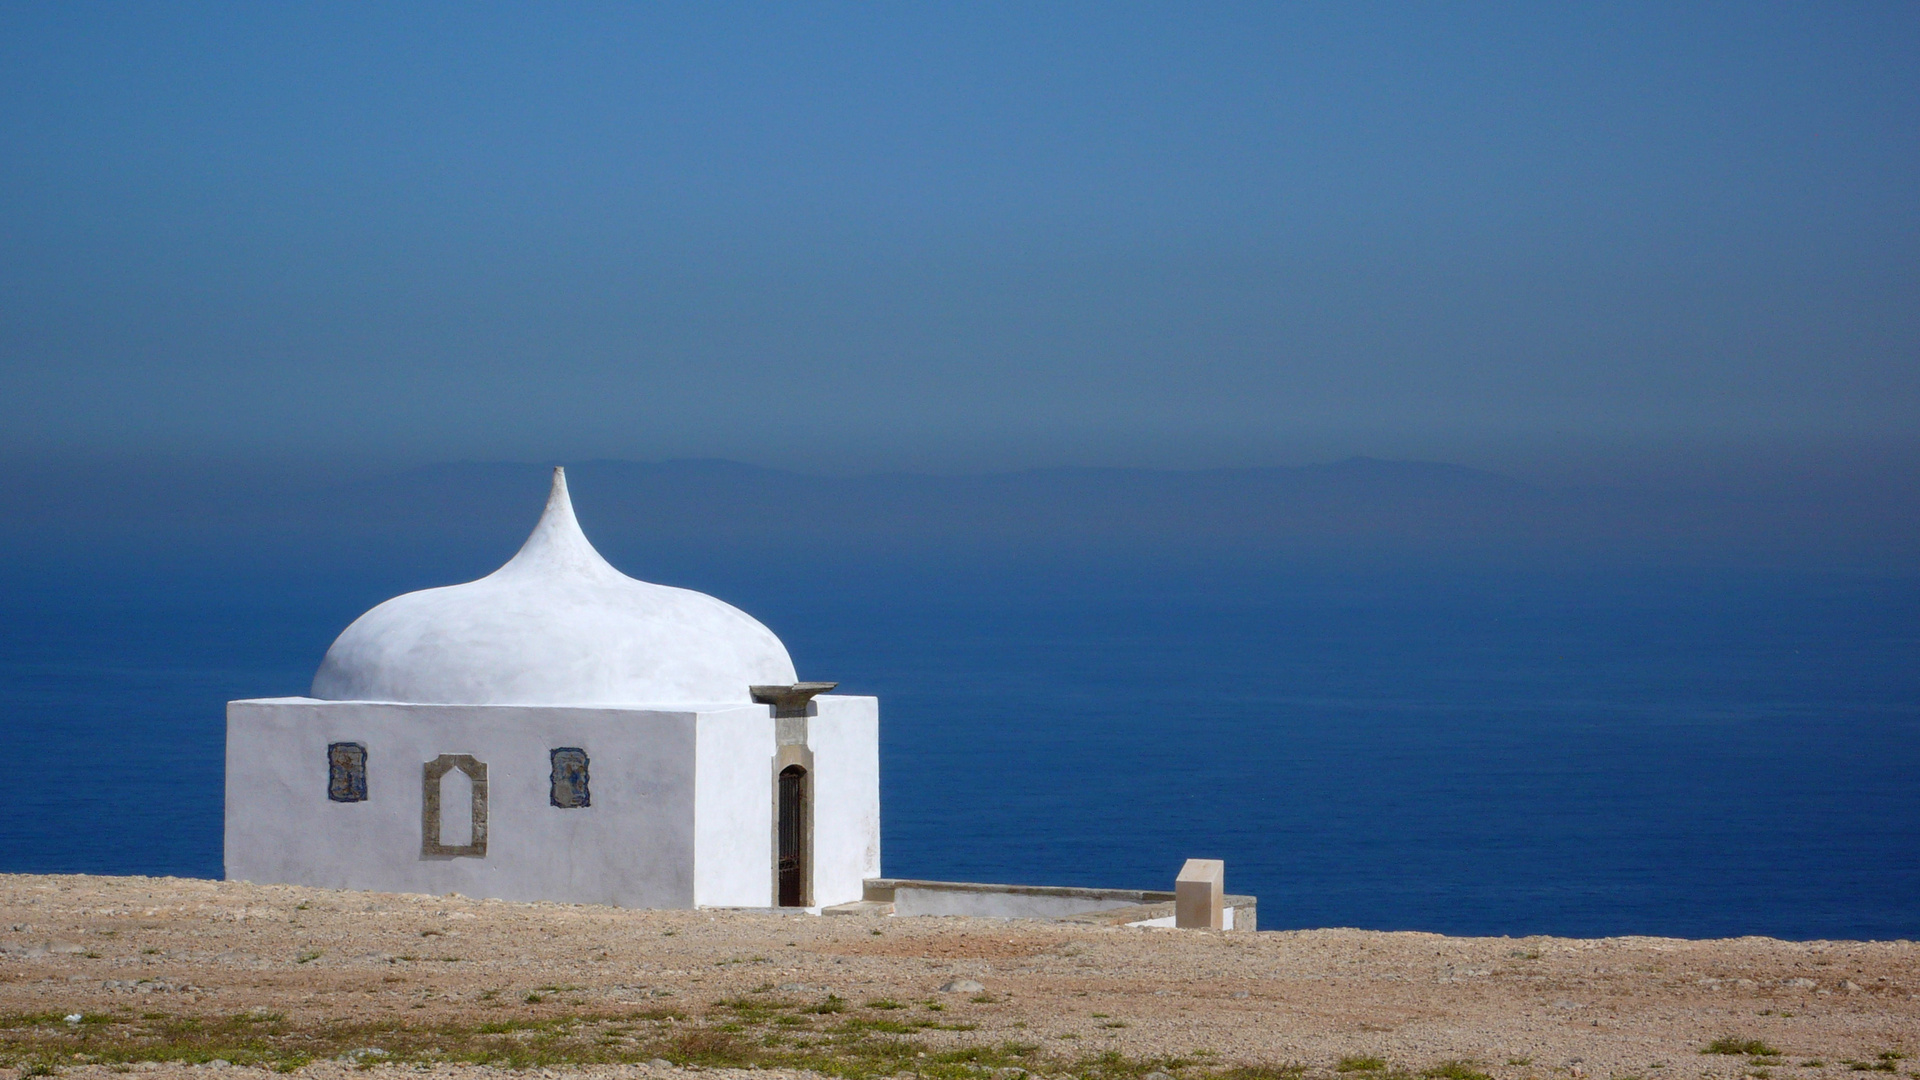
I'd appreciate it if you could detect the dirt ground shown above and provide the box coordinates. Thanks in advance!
[2,876,1914,1080]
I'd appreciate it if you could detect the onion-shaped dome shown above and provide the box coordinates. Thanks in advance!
[310,467,797,705]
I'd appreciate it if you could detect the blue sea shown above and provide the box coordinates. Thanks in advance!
[3,552,1916,941]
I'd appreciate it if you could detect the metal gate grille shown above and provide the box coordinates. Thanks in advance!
[777,765,808,907]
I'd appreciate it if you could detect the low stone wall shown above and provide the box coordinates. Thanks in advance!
[849,878,1257,929]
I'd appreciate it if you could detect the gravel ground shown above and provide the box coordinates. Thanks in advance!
[2,875,1914,1080]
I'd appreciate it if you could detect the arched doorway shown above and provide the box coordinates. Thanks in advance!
[777,764,809,907]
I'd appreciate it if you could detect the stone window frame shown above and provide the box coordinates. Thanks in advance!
[421,754,488,858]
[549,747,590,809]
[327,742,368,803]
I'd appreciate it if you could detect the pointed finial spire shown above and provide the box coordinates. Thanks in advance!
[492,465,621,580]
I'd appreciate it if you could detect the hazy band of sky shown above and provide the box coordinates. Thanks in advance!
[1,2,1915,477]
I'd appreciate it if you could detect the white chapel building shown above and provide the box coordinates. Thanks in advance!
[224,467,881,910]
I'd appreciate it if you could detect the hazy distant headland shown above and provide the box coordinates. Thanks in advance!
[3,455,1915,575]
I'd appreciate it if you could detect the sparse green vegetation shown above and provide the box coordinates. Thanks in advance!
[1707,1039,1781,1057]
[0,1002,1688,1080]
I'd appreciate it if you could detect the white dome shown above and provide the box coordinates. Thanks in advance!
[310,467,797,705]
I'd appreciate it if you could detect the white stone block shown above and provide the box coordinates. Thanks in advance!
[1174,858,1225,929]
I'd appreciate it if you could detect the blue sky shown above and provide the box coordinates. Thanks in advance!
[2,2,1916,475]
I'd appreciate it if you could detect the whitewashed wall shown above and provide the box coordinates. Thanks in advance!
[226,694,881,911]
[225,700,700,907]
[692,705,777,907]
[808,696,882,907]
